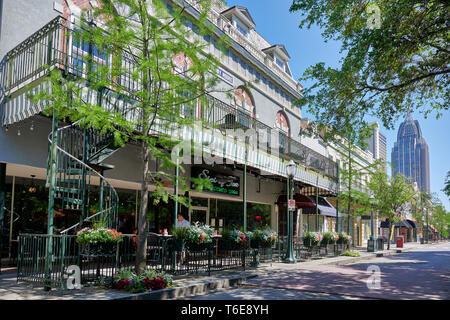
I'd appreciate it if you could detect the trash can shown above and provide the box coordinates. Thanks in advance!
[396,235,404,248]
[420,237,424,244]
[377,238,384,251]
[367,239,375,252]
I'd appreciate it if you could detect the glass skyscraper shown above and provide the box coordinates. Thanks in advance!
[391,113,430,192]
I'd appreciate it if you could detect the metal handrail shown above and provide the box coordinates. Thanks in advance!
[48,120,119,232]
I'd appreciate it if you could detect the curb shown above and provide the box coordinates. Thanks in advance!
[328,246,418,266]
[114,273,258,300]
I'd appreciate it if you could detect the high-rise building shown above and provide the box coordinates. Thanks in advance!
[391,113,430,192]
[368,122,387,165]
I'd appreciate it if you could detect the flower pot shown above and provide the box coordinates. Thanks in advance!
[82,242,117,256]
[186,241,209,252]
[303,238,318,247]
[174,239,185,252]
[250,239,260,249]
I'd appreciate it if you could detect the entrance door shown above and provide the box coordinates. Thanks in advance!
[189,197,209,225]
[190,208,208,224]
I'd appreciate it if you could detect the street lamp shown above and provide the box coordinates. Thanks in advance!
[284,160,297,263]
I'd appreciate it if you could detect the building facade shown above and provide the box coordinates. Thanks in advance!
[368,122,387,166]
[391,113,430,192]
[0,0,377,258]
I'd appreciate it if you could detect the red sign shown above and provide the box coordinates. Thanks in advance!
[288,199,296,209]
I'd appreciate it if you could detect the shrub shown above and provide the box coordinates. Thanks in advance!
[112,269,174,293]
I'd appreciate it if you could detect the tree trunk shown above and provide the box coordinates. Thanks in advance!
[136,141,151,274]
[387,221,391,250]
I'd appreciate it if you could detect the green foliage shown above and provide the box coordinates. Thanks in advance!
[171,226,189,239]
[367,164,415,223]
[443,171,450,200]
[185,222,215,244]
[341,251,360,257]
[290,0,449,130]
[76,227,123,244]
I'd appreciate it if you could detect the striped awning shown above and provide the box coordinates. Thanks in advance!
[1,82,338,193]
[1,80,51,126]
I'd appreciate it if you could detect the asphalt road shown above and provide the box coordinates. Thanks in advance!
[192,242,450,300]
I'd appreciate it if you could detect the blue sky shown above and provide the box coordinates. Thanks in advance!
[227,0,450,210]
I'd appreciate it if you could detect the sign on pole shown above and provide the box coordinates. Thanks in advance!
[288,199,295,211]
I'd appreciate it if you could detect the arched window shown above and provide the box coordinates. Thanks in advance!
[275,111,290,153]
[172,52,193,74]
[232,86,255,129]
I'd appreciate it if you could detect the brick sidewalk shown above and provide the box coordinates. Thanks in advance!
[0,241,446,300]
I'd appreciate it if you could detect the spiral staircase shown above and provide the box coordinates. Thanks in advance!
[47,121,120,234]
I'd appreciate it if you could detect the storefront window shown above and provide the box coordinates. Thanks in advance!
[211,199,270,231]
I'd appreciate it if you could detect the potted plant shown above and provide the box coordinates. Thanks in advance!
[76,225,123,256]
[250,228,277,248]
[172,226,189,251]
[222,228,251,250]
[303,231,322,247]
[337,232,352,244]
[322,232,338,245]
[184,222,214,251]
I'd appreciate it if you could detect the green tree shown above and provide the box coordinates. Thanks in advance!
[289,0,449,130]
[430,195,450,239]
[367,164,415,249]
[411,190,432,234]
[31,0,231,274]
[443,171,450,200]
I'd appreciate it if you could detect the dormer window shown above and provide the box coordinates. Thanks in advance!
[235,18,249,36]
[221,6,256,37]
[274,53,285,69]
[262,45,292,77]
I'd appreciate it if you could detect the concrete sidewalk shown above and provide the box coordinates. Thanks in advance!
[0,241,445,300]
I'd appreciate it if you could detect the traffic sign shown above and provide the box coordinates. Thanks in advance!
[288,199,295,210]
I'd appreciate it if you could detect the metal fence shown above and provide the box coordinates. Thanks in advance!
[17,233,351,290]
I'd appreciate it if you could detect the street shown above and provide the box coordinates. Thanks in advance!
[192,242,450,300]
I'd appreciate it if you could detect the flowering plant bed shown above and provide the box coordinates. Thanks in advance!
[112,269,175,293]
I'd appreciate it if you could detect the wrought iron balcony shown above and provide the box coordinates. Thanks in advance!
[0,16,338,181]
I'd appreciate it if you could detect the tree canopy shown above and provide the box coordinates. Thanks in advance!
[290,0,449,130]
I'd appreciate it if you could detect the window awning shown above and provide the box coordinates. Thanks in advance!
[279,194,344,217]
[406,219,420,228]
[394,220,413,229]
[276,194,315,208]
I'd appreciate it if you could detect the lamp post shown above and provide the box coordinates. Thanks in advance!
[284,160,296,263]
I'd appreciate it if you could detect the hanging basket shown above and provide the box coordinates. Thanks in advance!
[185,241,210,252]
[303,238,319,247]
[81,242,117,256]
[174,239,186,252]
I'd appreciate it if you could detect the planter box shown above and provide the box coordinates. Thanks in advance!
[81,242,118,256]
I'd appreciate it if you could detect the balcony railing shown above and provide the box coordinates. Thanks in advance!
[0,16,338,181]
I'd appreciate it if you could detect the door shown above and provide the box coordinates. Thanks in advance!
[190,208,208,225]
[189,197,209,225]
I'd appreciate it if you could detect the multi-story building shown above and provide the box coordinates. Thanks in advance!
[391,113,430,192]
[368,122,387,166]
[0,0,376,257]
